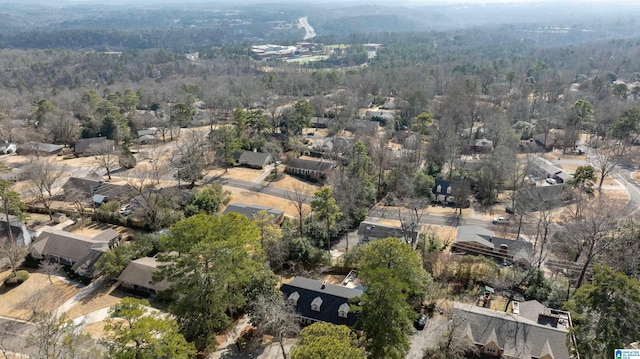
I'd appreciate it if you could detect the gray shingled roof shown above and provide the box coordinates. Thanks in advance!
[453,302,570,359]
[16,142,64,154]
[33,228,113,262]
[235,151,272,168]
[286,158,336,172]
[223,203,283,223]
[357,221,418,244]
[117,257,171,292]
[454,226,533,263]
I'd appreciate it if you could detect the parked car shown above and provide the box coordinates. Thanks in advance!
[492,217,510,225]
[414,314,427,330]
[545,177,557,185]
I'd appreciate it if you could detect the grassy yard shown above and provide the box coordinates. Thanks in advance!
[0,271,81,321]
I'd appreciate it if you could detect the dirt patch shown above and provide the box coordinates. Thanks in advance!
[208,167,265,182]
[224,187,310,218]
[82,320,110,337]
[0,272,81,321]
[424,225,458,250]
[633,171,640,183]
[67,282,125,319]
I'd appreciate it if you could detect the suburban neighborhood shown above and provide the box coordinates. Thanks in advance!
[1,1,640,359]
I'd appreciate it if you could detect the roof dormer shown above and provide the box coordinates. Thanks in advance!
[287,291,300,306]
[338,303,350,318]
[311,296,323,312]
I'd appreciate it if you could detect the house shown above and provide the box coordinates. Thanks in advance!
[364,110,395,124]
[345,119,380,133]
[314,137,353,155]
[310,117,332,129]
[530,157,573,184]
[433,178,455,204]
[285,158,336,182]
[514,185,574,212]
[30,228,121,277]
[452,301,571,359]
[533,133,557,152]
[223,203,285,225]
[452,226,533,266]
[469,138,494,153]
[117,256,171,294]
[0,214,33,247]
[233,151,273,169]
[16,142,64,156]
[62,175,135,205]
[357,221,419,246]
[74,137,115,157]
[280,276,362,326]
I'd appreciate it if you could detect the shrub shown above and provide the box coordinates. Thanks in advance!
[4,270,29,287]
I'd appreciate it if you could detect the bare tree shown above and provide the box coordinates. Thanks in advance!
[249,294,299,359]
[26,292,101,359]
[65,187,90,216]
[38,259,64,284]
[286,182,311,236]
[397,201,427,250]
[172,130,210,188]
[93,148,119,180]
[562,195,622,292]
[24,157,67,219]
[590,140,619,191]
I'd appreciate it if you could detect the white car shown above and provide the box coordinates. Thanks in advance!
[492,217,510,225]
[545,177,557,185]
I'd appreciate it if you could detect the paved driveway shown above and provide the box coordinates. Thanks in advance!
[406,313,448,359]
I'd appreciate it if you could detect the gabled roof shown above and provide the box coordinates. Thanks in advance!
[33,228,114,268]
[357,221,418,244]
[234,151,272,168]
[453,302,570,359]
[16,142,64,154]
[539,340,555,359]
[286,158,336,172]
[117,257,171,292]
[62,177,104,196]
[280,277,362,326]
[223,203,284,223]
[455,226,533,262]
[433,178,454,196]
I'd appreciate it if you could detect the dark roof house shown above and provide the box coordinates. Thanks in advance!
[453,226,533,266]
[16,142,64,156]
[285,158,336,182]
[62,175,135,205]
[223,203,285,225]
[453,301,571,359]
[74,137,115,157]
[280,277,362,326]
[117,256,171,294]
[433,178,455,203]
[31,228,120,277]
[233,151,273,169]
[357,221,419,247]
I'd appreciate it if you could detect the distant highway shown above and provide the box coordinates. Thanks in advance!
[298,17,316,40]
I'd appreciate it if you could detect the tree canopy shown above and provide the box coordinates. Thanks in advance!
[104,297,196,359]
[290,322,365,359]
[564,265,640,359]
